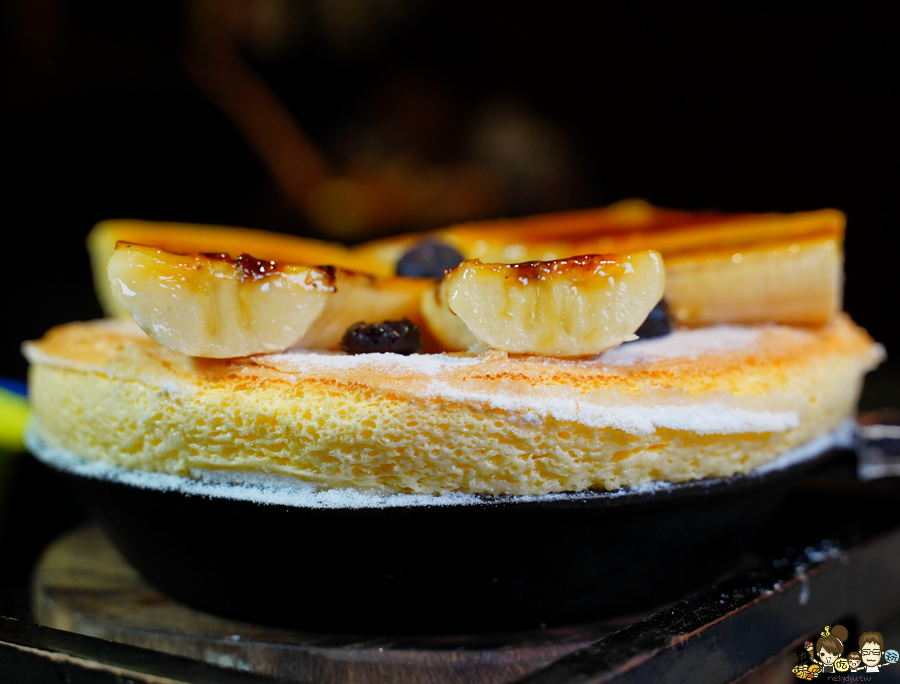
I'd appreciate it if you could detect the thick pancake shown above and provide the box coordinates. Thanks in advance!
[24,316,882,496]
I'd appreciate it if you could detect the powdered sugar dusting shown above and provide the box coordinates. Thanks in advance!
[251,329,801,435]
[423,380,799,435]
[598,325,766,366]
[257,326,766,375]
[27,421,850,509]
[256,349,483,375]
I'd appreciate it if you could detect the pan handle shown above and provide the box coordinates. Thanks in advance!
[855,410,900,480]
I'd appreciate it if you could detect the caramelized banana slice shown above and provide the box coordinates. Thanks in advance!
[445,251,665,357]
[420,281,479,352]
[109,244,428,358]
[354,203,844,326]
[352,201,843,274]
[90,219,362,318]
[109,244,336,358]
[665,236,841,325]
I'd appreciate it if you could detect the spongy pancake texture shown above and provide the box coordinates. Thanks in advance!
[25,317,881,496]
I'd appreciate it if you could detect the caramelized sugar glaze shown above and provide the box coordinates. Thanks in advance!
[204,252,283,281]
[120,242,339,288]
[461,255,633,282]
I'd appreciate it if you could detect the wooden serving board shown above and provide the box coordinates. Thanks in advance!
[32,527,626,683]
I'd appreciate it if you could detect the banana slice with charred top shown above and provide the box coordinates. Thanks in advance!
[443,251,665,357]
[109,244,334,358]
[108,244,427,358]
[90,219,361,318]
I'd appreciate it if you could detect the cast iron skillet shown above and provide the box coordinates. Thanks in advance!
[41,438,846,635]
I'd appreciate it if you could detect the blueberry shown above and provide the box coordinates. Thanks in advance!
[634,300,672,339]
[340,320,423,355]
[396,240,464,279]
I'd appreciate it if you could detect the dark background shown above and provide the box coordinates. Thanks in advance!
[0,0,897,629]
[1,2,897,383]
